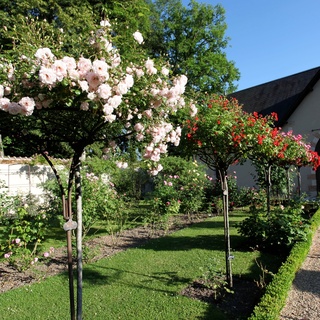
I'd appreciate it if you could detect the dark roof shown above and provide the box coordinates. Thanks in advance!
[229,67,320,127]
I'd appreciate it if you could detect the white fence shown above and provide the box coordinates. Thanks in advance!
[0,162,55,197]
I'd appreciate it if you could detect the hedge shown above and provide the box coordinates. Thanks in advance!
[248,207,320,320]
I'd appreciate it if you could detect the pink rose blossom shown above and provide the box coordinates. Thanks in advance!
[134,68,144,78]
[111,54,121,67]
[115,81,129,95]
[43,252,50,258]
[92,60,109,79]
[104,114,116,122]
[52,60,68,82]
[145,58,157,75]
[136,133,145,141]
[143,109,152,119]
[103,104,114,115]
[39,66,57,85]
[134,123,144,132]
[133,31,144,44]
[87,92,96,100]
[100,20,111,27]
[97,83,112,99]
[79,80,89,92]
[35,48,54,63]
[4,252,11,259]
[8,102,21,115]
[161,67,169,76]
[0,97,10,111]
[107,95,122,108]
[62,56,77,71]
[77,57,92,77]
[149,164,163,176]
[19,97,35,116]
[80,102,89,111]
[86,72,101,90]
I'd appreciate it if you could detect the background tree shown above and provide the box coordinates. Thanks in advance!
[146,0,240,94]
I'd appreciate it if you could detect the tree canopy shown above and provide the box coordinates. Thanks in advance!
[146,0,240,94]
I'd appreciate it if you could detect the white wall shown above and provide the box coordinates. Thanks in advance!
[0,162,54,197]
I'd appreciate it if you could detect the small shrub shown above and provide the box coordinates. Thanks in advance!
[149,157,208,220]
[238,201,310,252]
[199,258,234,300]
[0,195,48,271]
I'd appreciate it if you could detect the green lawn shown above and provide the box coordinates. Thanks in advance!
[0,211,284,320]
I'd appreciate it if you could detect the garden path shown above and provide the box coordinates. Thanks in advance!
[280,227,320,320]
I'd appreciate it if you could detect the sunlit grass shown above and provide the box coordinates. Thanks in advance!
[0,210,285,320]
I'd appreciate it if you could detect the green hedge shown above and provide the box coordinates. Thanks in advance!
[248,208,320,320]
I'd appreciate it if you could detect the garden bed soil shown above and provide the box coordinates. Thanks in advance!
[0,214,262,319]
[181,277,262,319]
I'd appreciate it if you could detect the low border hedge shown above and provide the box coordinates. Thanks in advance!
[248,208,320,320]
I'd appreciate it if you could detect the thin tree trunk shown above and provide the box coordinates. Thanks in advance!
[41,152,76,320]
[218,169,233,288]
[75,163,83,320]
[266,164,272,214]
[297,166,301,197]
[286,166,290,200]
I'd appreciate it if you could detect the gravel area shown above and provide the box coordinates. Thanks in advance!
[280,227,320,320]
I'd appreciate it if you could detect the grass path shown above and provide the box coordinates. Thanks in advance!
[0,213,283,319]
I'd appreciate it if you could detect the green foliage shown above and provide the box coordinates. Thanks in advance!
[112,166,150,200]
[253,162,295,200]
[248,208,320,320]
[149,157,208,217]
[199,258,234,299]
[42,166,126,239]
[238,201,310,252]
[0,194,48,271]
[0,180,17,217]
[147,0,240,94]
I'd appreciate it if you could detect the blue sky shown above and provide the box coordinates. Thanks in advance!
[182,0,320,91]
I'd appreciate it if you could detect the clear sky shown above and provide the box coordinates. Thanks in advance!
[182,0,320,91]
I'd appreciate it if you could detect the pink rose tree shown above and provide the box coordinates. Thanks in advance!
[0,20,194,320]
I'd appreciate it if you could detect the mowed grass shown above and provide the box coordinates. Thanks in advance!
[0,211,284,320]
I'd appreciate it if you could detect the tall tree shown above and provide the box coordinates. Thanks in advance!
[0,0,151,60]
[146,0,240,94]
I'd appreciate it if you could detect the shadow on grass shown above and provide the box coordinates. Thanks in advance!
[142,234,245,252]
[82,265,192,295]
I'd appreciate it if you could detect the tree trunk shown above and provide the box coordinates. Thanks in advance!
[218,169,233,288]
[266,164,272,214]
[297,166,301,197]
[41,152,76,320]
[75,163,83,320]
[286,166,290,200]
